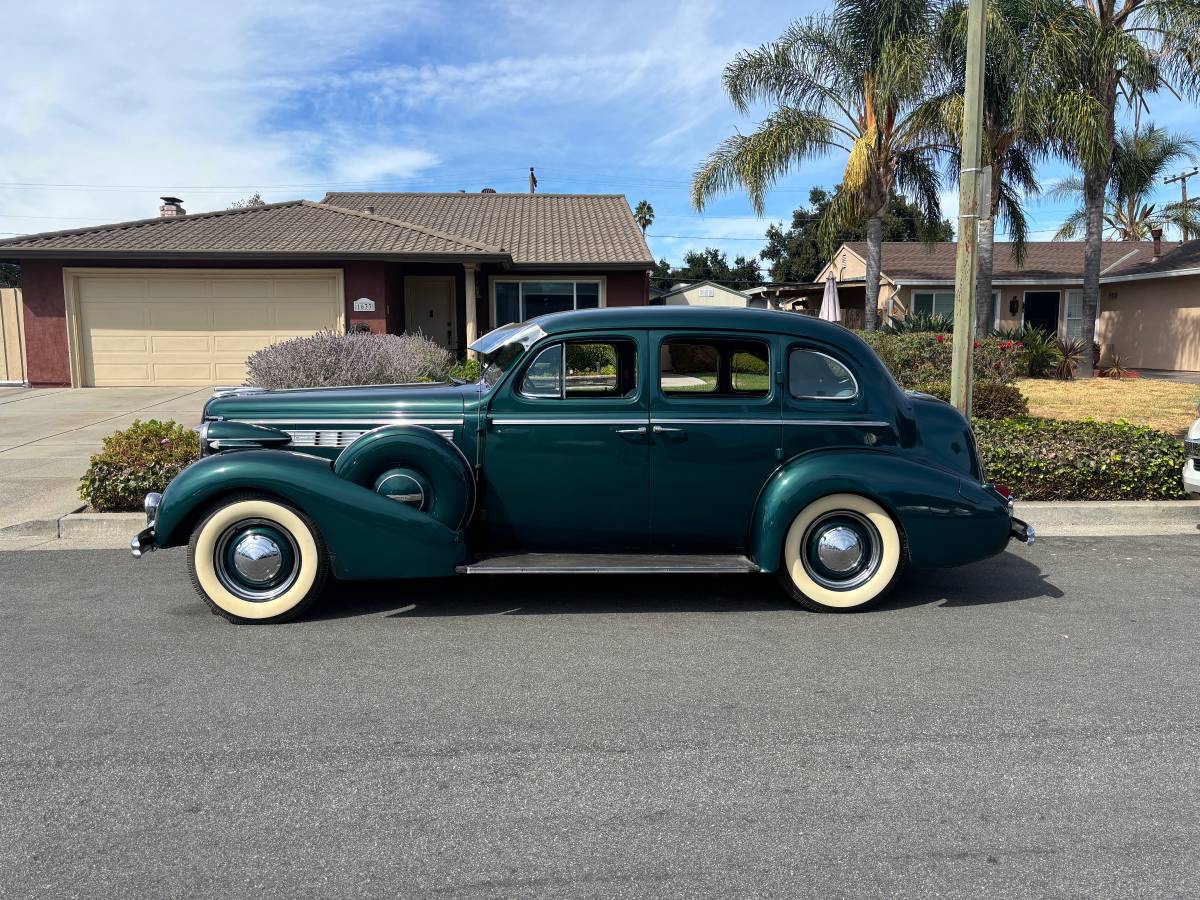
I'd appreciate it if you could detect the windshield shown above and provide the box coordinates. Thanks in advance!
[471,321,546,388]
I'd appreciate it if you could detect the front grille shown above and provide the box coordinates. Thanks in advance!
[283,428,455,448]
[1186,438,1200,459]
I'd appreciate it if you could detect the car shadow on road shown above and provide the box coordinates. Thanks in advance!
[309,549,1063,620]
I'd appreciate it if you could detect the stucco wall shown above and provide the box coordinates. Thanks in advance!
[1098,275,1200,371]
[18,260,70,386]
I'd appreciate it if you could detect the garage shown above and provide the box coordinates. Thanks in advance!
[69,269,343,386]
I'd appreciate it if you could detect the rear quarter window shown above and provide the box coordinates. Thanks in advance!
[788,349,858,400]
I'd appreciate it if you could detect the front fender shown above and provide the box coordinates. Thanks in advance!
[154,450,467,579]
[749,449,1010,573]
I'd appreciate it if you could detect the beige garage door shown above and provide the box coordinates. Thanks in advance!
[74,270,342,386]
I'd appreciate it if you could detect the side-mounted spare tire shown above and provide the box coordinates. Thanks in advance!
[332,425,475,531]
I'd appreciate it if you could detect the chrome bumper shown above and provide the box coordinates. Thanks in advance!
[1009,517,1035,545]
[131,491,162,559]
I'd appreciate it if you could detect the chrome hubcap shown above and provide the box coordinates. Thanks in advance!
[816,525,864,574]
[213,518,300,602]
[232,534,283,583]
[801,511,883,591]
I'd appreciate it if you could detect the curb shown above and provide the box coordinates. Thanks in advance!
[2,501,1197,551]
[1014,500,1200,535]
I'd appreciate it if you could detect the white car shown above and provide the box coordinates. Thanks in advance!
[1185,415,1200,497]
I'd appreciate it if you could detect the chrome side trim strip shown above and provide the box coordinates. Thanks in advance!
[284,428,455,448]
[490,418,648,426]
[243,418,463,426]
[650,418,891,427]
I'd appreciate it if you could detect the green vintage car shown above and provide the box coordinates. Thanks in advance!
[132,307,1032,623]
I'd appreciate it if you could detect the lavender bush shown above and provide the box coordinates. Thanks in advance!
[246,331,453,389]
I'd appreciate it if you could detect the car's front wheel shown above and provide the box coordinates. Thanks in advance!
[778,493,906,612]
[187,493,329,624]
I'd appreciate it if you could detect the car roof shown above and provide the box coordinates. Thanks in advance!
[531,306,851,341]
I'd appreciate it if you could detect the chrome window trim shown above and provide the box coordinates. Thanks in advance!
[787,348,860,402]
[240,418,463,426]
[517,343,566,400]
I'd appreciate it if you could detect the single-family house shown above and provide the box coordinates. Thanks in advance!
[0,192,653,387]
[654,280,754,308]
[811,238,1200,372]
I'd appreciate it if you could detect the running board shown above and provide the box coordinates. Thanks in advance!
[457,553,760,575]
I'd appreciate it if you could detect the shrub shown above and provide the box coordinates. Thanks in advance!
[857,331,1021,388]
[882,311,955,334]
[1053,337,1088,380]
[449,357,482,383]
[79,420,200,512]
[246,330,453,389]
[972,417,1188,500]
[914,381,1029,419]
[989,325,1056,377]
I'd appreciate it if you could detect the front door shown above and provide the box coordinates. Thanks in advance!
[480,332,650,551]
[405,276,456,349]
[1024,291,1060,335]
[648,331,782,552]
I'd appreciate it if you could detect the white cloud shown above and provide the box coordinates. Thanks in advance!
[0,0,438,234]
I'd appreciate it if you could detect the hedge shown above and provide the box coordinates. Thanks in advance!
[915,381,1029,419]
[79,419,200,512]
[973,417,1188,500]
[857,331,1022,387]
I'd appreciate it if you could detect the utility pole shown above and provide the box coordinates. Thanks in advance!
[1165,167,1198,241]
[950,0,987,417]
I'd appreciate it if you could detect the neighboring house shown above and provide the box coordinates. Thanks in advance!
[0,192,653,387]
[655,280,754,308]
[814,238,1200,372]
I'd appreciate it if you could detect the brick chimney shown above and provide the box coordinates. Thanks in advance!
[159,196,185,218]
[1152,227,1163,260]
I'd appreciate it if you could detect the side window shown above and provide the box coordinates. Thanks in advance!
[788,349,858,400]
[519,344,563,398]
[660,338,770,398]
[518,340,638,400]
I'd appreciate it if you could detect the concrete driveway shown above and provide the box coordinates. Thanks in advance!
[0,387,211,530]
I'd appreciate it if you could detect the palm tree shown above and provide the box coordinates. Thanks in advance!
[1045,0,1200,376]
[634,200,655,235]
[691,0,947,330]
[1050,125,1200,240]
[918,0,1061,333]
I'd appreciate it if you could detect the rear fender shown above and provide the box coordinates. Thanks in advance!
[154,450,466,579]
[749,449,1010,573]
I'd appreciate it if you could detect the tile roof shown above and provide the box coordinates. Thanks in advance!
[843,240,1177,282]
[0,201,506,257]
[322,192,654,265]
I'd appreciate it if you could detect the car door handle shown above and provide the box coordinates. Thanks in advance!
[652,425,683,433]
[615,426,648,434]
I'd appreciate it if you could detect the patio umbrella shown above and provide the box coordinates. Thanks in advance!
[818,273,842,323]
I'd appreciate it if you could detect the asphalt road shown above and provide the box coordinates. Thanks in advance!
[1,537,1198,899]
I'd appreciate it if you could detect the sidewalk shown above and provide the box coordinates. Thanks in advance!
[0,387,210,530]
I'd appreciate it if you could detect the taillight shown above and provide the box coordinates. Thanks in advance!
[993,483,1013,502]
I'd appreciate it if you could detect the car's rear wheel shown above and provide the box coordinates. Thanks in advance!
[778,493,905,612]
[187,493,329,624]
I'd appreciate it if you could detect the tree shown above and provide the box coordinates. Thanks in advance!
[634,200,655,235]
[1049,0,1200,376]
[0,263,18,288]
[1051,124,1200,240]
[651,248,761,287]
[919,0,1060,333]
[691,0,947,329]
[229,192,267,209]
[761,186,953,283]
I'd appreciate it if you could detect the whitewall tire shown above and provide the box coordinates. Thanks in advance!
[779,493,905,612]
[187,494,329,624]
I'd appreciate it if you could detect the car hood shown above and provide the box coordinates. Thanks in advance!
[203,381,474,425]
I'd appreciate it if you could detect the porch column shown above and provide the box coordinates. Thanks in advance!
[463,263,479,358]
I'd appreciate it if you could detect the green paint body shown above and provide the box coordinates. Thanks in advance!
[151,307,1014,578]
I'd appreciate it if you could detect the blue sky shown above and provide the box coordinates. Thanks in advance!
[2,0,1197,270]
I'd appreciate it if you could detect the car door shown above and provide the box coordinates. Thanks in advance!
[479,330,651,551]
[648,330,782,552]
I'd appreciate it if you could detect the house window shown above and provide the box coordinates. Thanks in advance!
[698,285,715,298]
[1065,290,1083,340]
[494,279,603,327]
[912,291,955,318]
